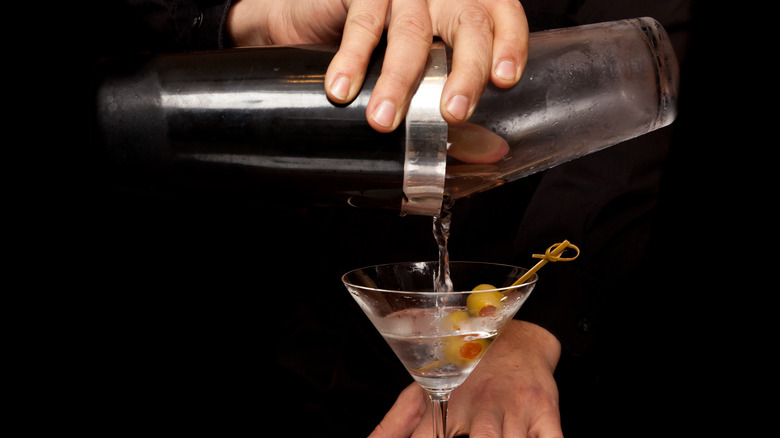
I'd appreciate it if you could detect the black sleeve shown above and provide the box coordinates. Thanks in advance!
[509,128,673,355]
[92,0,234,56]
[171,0,235,50]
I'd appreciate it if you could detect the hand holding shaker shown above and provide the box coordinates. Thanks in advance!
[93,17,679,215]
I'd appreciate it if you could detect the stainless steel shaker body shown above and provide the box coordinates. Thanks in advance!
[95,43,448,215]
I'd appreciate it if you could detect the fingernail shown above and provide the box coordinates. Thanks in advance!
[330,76,350,101]
[495,60,517,81]
[372,100,396,127]
[445,95,470,121]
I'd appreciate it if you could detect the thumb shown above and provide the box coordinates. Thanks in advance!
[368,383,428,438]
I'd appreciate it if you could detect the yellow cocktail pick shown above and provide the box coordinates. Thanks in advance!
[511,240,580,287]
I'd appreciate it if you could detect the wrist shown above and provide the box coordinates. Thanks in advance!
[501,320,562,372]
[226,0,272,46]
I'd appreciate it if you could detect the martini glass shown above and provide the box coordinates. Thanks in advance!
[342,261,538,438]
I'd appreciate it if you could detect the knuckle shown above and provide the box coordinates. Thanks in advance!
[499,28,529,55]
[470,66,490,86]
[457,54,492,84]
[381,67,420,90]
[392,13,433,42]
[456,6,494,33]
[347,10,386,40]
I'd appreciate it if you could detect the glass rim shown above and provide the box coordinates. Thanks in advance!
[341,260,538,294]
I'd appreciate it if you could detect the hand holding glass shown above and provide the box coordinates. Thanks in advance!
[343,261,538,438]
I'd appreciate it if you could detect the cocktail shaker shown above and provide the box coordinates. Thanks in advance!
[93,17,678,216]
[94,41,448,216]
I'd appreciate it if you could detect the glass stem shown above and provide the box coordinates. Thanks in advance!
[429,391,450,438]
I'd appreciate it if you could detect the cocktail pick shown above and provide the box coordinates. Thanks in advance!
[511,240,580,287]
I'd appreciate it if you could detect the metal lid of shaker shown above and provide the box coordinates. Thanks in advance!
[401,42,449,216]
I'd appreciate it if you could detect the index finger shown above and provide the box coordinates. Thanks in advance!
[324,0,389,105]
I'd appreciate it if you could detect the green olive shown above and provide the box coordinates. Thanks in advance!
[467,284,504,317]
[443,309,471,331]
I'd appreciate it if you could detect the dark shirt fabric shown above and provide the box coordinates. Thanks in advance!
[79,1,699,436]
[91,0,233,56]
